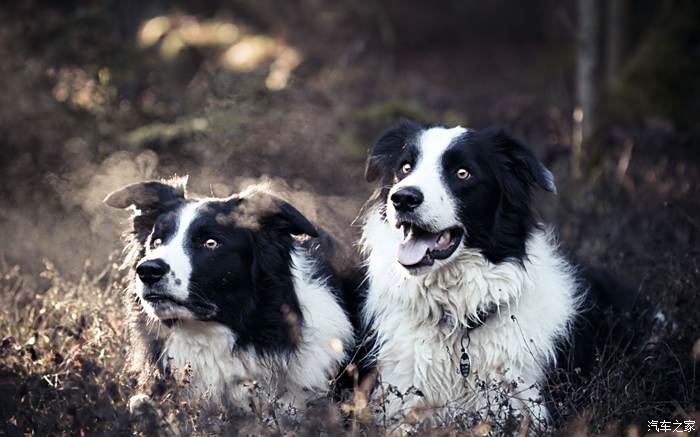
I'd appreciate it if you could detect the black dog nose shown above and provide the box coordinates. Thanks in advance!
[391,187,424,212]
[136,259,170,285]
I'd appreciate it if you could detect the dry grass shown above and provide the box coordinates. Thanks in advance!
[1,255,697,435]
[0,257,132,434]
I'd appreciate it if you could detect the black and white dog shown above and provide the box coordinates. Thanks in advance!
[360,120,581,424]
[104,178,355,411]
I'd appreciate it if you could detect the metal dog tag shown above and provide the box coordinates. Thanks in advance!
[459,332,471,377]
[459,351,471,377]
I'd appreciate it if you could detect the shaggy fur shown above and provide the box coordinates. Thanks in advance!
[360,120,581,425]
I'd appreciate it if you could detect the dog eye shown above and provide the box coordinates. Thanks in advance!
[152,238,162,248]
[401,162,412,175]
[204,238,219,250]
[456,168,471,180]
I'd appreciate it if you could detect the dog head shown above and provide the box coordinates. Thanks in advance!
[365,119,556,275]
[105,178,318,345]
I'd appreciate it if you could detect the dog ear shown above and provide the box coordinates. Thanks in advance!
[365,119,423,183]
[271,199,319,238]
[487,128,556,194]
[104,177,188,244]
[104,177,188,210]
[240,190,319,238]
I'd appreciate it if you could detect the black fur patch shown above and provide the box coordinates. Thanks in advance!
[365,119,425,184]
[449,127,555,263]
[179,195,308,355]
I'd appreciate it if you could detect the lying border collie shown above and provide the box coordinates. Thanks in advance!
[104,178,354,411]
[360,120,581,424]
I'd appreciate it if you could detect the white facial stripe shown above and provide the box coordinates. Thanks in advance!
[389,126,468,230]
[143,201,201,301]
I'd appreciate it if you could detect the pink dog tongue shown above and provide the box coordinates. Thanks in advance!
[397,233,439,266]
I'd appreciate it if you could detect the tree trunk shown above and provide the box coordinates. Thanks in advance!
[606,0,625,86]
[573,0,601,178]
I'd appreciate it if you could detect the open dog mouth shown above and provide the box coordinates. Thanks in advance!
[396,222,464,269]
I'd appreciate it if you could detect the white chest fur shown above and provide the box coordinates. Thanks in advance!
[361,208,580,419]
[161,322,257,403]
[160,249,354,407]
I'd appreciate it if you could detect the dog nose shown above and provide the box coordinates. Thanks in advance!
[391,187,424,212]
[136,259,170,285]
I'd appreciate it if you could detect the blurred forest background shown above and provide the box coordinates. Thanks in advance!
[0,0,699,435]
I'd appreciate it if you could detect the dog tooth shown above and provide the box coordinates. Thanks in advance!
[437,230,449,246]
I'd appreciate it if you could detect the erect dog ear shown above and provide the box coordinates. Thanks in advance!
[104,176,188,210]
[487,128,557,194]
[365,119,423,183]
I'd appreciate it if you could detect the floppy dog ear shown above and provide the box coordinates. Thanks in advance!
[487,129,557,194]
[104,176,188,210]
[241,191,319,238]
[365,119,423,182]
[104,177,188,244]
[271,199,319,238]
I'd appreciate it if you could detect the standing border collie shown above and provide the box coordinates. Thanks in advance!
[104,178,354,411]
[360,120,580,425]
